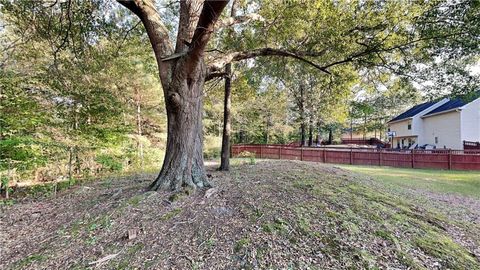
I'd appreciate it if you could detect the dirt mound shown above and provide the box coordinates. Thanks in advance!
[1,160,479,269]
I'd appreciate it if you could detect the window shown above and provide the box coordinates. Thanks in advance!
[407,122,412,130]
[435,137,439,144]
[387,128,391,132]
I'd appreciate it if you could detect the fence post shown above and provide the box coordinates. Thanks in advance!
[260,145,263,159]
[279,147,282,159]
[350,148,353,165]
[323,148,327,163]
[301,147,304,161]
[448,149,452,170]
[411,149,415,168]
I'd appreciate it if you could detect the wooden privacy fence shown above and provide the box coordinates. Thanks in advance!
[231,144,480,171]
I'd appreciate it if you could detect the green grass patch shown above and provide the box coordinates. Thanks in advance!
[415,231,478,269]
[234,237,250,252]
[160,208,182,221]
[339,165,480,198]
[13,254,48,269]
[127,194,144,206]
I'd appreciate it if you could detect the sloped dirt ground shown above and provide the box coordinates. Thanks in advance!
[1,160,480,270]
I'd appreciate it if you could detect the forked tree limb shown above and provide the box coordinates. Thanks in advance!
[117,0,174,84]
[175,0,204,54]
[207,47,330,76]
[187,0,229,74]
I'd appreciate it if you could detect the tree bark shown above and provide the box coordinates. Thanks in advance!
[316,121,321,145]
[328,128,333,145]
[118,0,228,191]
[218,1,237,171]
[218,63,232,171]
[300,123,306,146]
[135,88,144,170]
[150,59,210,190]
[308,121,313,147]
[299,85,305,146]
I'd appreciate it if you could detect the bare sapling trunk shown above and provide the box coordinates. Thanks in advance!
[219,63,232,171]
[308,121,313,147]
[218,0,237,171]
[328,128,333,145]
[135,88,144,170]
[299,85,305,146]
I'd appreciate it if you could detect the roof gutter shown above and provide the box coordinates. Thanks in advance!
[421,108,462,118]
[387,117,412,125]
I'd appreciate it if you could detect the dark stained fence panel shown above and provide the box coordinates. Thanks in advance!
[282,147,302,160]
[353,151,380,166]
[262,146,281,159]
[302,149,323,162]
[325,150,350,164]
[451,153,480,170]
[381,152,412,168]
[414,151,449,169]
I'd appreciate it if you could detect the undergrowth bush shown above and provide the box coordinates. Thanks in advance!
[204,135,221,160]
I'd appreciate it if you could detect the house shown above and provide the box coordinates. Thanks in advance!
[387,96,480,149]
[387,99,448,149]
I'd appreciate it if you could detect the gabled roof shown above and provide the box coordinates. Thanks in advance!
[388,101,437,123]
[422,99,466,117]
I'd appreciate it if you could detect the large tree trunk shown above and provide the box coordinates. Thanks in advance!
[150,59,210,190]
[219,63,232,171]
[117,0,228,191]
[300,123,306,146]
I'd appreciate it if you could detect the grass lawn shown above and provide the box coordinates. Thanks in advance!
[339,165,480,198]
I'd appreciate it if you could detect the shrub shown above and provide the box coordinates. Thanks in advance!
[238,151,256,165]
[95,154,123,172]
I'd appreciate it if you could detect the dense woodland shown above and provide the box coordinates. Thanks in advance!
[0,0,479,190]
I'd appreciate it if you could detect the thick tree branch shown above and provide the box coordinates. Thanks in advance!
[205,71,228,81]
[319,31,470,71]
[208,47,330,74]
[117,0,174,84]
[117,0,141,17]
[188,0,229,73]
[175,0,203,53]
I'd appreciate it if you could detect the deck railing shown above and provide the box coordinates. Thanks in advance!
[464,140,480,150]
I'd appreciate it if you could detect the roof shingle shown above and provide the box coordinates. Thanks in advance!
[388,101,437,123]
[423,99,466,116]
